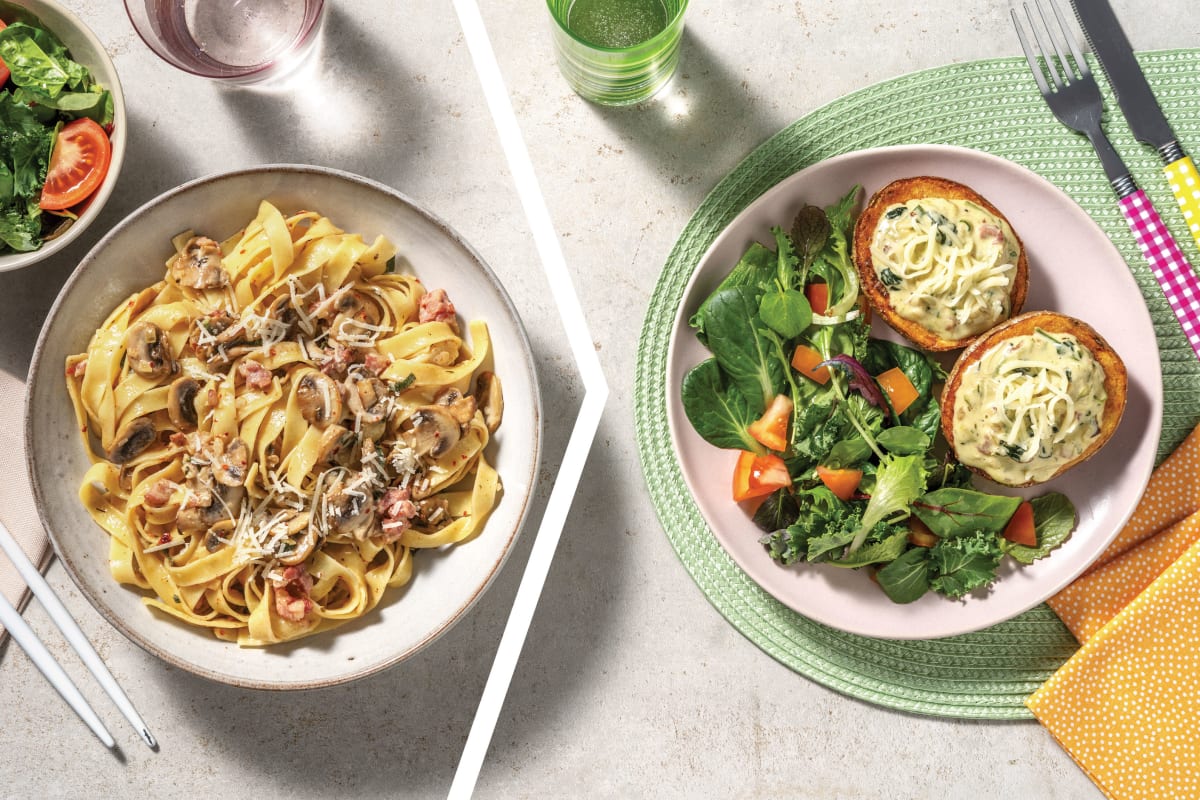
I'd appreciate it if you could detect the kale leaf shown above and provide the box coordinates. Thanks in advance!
[928,531,1004,599]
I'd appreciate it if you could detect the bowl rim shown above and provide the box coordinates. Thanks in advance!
[0,0,128,273]
[25,163,544,689]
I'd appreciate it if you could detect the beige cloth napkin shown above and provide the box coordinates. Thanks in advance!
[0,368,52,643]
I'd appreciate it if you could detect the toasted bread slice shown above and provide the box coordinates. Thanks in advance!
[853,177,1029,351]
[941,311,1127,487]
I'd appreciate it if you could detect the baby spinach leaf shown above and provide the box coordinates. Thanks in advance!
[876,547,931,603]
[877,426,931,455]
[825,436,873,469]
[1002,492,1078,564]
[928,531,1004,598]
[689,242,775,342]
[913,488,1021,538]
[16,87,113,124]
[680,359,761,452]
[0,22,87,97]
[908,397,941,440]
[704,285,786,413]
[759,287,812,338]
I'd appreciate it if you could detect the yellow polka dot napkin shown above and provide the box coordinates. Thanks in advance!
[1026,422,1200,800]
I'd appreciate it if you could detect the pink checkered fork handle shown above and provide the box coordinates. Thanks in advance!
[1119,189,1200,360]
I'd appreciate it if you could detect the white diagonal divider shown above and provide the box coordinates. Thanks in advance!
[448,2,609,798]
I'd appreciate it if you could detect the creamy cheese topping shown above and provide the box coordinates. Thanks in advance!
[870,197,1020,340]
[952,329,1107,484]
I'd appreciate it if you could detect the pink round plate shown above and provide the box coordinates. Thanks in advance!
[665,144,1162,640]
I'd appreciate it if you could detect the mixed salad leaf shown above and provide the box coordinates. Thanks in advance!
[0,16,114,254]
[682,186,1077,604]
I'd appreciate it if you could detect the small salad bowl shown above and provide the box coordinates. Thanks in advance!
[0,0,126,273]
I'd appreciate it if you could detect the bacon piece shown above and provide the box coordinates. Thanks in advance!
[238,359,274,390]
[144,479,175,508]
[271,565,314,622]
[319,343,357,377]
[363,351,391,376]
[66,358,88,378]
[418,288,456,325]
[378,486,418,542]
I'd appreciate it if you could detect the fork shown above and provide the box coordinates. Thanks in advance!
[1013,0,1200,360]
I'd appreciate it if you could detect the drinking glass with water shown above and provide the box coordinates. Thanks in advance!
[548,0,688,106]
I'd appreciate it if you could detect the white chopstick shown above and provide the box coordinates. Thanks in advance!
[0,519,157,749]
[0,591,114,748]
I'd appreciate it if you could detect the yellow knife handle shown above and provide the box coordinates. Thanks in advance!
[1164,156,1200,255]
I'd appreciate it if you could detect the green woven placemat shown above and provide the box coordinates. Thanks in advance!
[634,51,1200,720]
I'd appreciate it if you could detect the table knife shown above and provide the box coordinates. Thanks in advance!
[1071,0,1200,254]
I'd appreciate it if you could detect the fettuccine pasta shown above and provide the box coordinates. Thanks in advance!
[66,201,504,646]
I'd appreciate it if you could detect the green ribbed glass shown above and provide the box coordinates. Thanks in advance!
[547,0,687,106]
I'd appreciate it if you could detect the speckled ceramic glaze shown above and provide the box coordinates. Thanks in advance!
[25,165,542,689]
[0,0,127,273]
[666,145,1161,640]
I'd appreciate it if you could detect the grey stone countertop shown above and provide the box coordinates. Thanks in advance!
[1,1,1196,797]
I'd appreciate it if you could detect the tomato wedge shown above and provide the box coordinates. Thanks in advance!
[1002,501,1037,547]
[791,343,831,385]
[732,450,792,502]
[39,117,112,211]
[815,465,863,501]
[876,366,920,416]
[805,283,829,316]
[748,394,793,452]
[0,20,10,86]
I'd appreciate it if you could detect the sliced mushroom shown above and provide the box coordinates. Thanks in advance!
[179,507,215,533]
[403,406,461,459]
[416,496,451,527]
[267,293,299,331]
[475,372,503,434]
[106,417,156,464]
[296,372,343,427]
[167,377,201,429]
[212,437,249,487]
[204,519,235,553]
[322,472,374,539]
[273,511,316,565]
[170,236,229,290]
[435,387,477,426]
[316,423,355,464]
[347,376,391,424]
[189,310,233,343]
[125,322,176,380]
[339,289,381,323]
